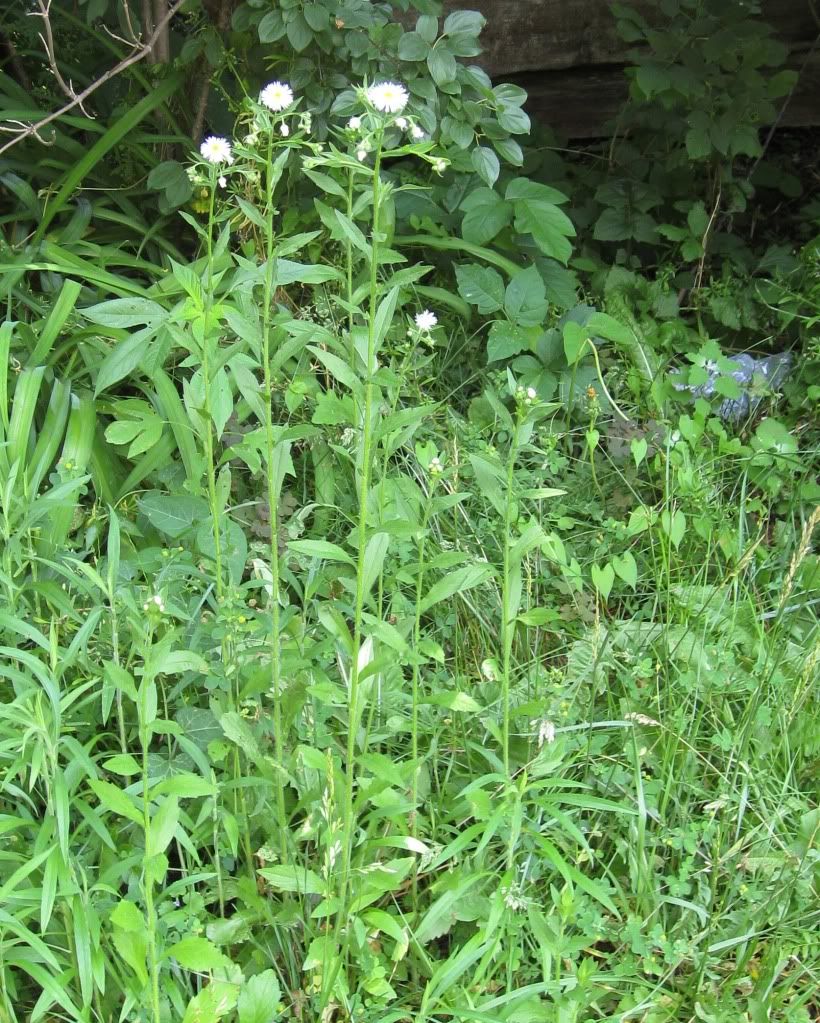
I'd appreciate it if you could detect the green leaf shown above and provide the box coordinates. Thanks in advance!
[487,322,530,363]
[34,73,183,241]
[151,774,216,799]
[590,562,614,600]
[95,330,154,395]
[361,532,389,595]
[147,796,179,858]
[425,691,482,713]
[307,344,360,392]
[443,9,485,34]
[460,187,512,245]
[471,146,500,187]
[274,259,342,286]
[661,509,686,550]
[167,935,229,971]
[139,493,209,538]
[455,264,504,314]
[104,754,141,776]
[421,563,495,613]
[504,265,547,326]
[612,551,638,590]
[288,539,355,566]
[148,160,193,208]
[111,899,144,932]
[182,983,238,1023]
[88,779,143,826]
[398,31,429,60]
[257,865,327,895]
[238,970,282,1023]
[428,45,458,86]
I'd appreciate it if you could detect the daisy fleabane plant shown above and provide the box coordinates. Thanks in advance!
[415,309,437,332]
[260,80,294,112]
[200,136,233,164]
[367,80,409,114]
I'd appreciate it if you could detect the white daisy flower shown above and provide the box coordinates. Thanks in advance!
[415,309,437,331]
[200,136,233,164]
[259,81,294,112]
[348,115,362,130]
[357,148,368,161]
[367,81,409,114]
[395,116,407,129]
[411,124,425,140]
[280,123,290,137]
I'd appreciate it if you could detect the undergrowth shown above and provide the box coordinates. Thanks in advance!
[0,1,818,1021]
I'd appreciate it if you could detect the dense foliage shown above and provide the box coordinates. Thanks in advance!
[0,1,818,1021]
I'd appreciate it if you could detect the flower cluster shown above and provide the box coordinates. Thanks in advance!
[516,385,538,407]
[143,593,165,613]
[197,81,296,178]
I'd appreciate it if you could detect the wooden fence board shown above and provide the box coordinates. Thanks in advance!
[434,0,820,135]
[445,0,818,76]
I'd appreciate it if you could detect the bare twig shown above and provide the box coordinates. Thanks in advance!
[694,180,721,293]
[33,0,91,113]
[0,0,185,158]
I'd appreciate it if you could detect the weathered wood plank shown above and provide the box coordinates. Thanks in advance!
[444,0,818,76]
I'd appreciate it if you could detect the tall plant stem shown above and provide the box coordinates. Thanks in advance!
[260,132,289,864]
[501,413,521,781]
[324,131,385,1006]
[411,488,433,916]
[202,173,224,600]
[140,708,161,1023]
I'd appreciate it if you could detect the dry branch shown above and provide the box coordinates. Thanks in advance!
[0,0,185,158]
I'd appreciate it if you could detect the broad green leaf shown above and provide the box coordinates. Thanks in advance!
[167,935,228,971]
[591,562,615,600]
[420,563,495,613]
[612,551,638,590]
[88,779,143,826]
[147,796,179,858]
[504,265,547,326]
[288,539,355,565]
[471,146,500,187]
[139,492,209,538]
[455,264,504,314]
[238,970,282,1023]
[257,865,326,895]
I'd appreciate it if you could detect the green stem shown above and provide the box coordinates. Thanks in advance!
[203,170,224,599]
[327,129,385,1004]
[411,488,433,918]
[141,720,161,1023]
[501,413,522,781]
[260,131,289,864]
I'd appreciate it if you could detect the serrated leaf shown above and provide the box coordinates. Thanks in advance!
[455,264,504,314]
[238,970,282,1023]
